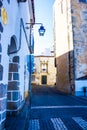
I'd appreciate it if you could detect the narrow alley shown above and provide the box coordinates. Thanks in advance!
[1,0,87,130]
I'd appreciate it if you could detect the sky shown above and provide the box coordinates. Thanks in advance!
[34,0,55,55]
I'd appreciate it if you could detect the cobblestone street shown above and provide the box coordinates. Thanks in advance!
[6,86,87,130]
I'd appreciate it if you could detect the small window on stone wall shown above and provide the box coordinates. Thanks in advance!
[41,63,48,73]
[79,0,87,3]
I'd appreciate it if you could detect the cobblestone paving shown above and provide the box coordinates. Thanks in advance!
[28,86,87,130]
[28,117,87,130]
[6,86,87,130]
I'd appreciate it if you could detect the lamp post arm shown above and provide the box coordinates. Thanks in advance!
[26,22,43,26]
[26,22,45,36]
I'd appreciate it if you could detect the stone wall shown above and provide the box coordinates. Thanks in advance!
[0,1,9,129]
[53,0,74,94]
[0,84,7,129]
[71,0,87,79]
[7,56,21,115]
[53,0,87,95]
[32,56,56,86]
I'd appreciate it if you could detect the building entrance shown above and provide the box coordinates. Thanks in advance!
[41,75,47,84]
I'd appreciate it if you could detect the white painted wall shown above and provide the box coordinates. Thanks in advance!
[2,0,32,101]
[75,80,87,96]
[18,1,32,100]
[18,26,30,100]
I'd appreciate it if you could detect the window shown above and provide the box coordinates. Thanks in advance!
[41,63,48,73]
[40,61,48,73]
[79,0,87,3]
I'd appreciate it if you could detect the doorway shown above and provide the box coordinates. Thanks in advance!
[41,75,47,85]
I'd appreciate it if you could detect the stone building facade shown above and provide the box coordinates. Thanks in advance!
[32,56,56,86]
[0,0,35,129]
[53,0,87,96]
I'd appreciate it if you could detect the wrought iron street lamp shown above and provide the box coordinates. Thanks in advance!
[26,22,46,37]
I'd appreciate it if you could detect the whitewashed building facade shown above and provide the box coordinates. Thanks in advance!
[0,0,35,129]
[32,55,56,86]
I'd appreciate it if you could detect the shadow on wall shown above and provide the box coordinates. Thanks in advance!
[56,50,87,96]
[55,50,75,95]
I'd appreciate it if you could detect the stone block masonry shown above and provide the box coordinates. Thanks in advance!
[0,56,7,129]
[0,84,7,130]
[0,0,9,129]
[71,0,87,79]
[0,3,7,127]
[7,56,21,115]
